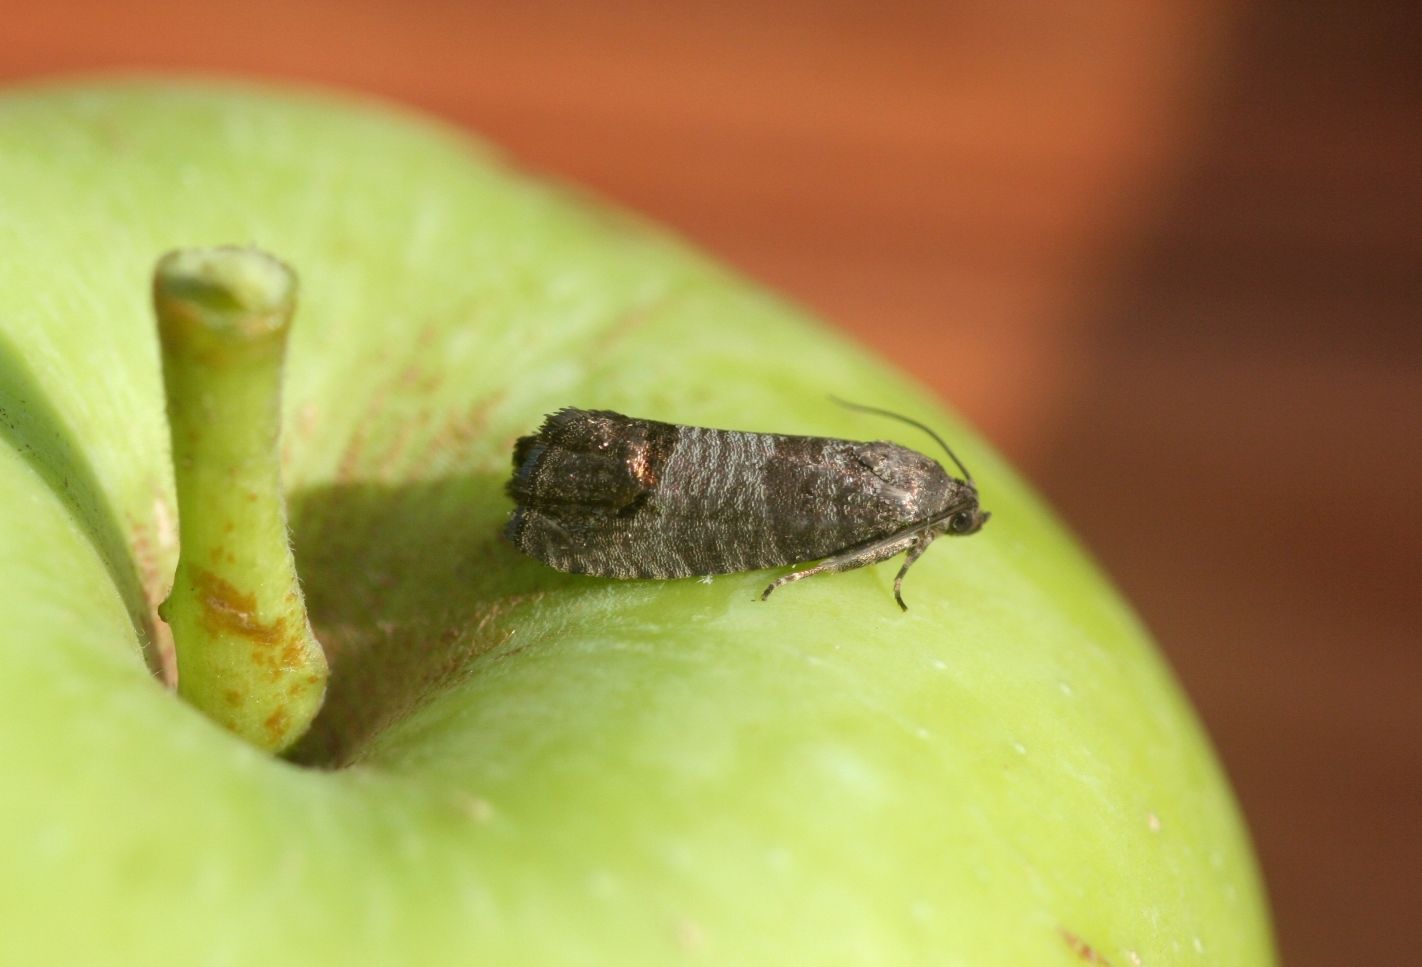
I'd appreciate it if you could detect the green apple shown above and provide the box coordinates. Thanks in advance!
[0,79,1274,964]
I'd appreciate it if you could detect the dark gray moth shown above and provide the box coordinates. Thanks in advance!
[504,402,989,610]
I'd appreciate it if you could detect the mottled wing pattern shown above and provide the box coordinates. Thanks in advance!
[506,408,951,579]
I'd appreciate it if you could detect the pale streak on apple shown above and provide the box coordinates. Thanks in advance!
[153,246,328,754]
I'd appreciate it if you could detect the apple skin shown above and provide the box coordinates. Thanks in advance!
[0,79,1274,965]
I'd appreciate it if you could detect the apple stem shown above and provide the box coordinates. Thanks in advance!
[154,247,327,753]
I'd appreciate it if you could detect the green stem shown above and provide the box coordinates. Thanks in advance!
[154,247,327,753]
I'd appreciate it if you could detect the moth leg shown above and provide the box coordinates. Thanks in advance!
[760,530,920,604]
[891,532,937,612]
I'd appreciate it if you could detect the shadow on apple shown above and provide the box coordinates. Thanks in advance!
[0,329,159,667]
[287,473,593,767]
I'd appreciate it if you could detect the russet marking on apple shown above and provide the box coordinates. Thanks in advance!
[505,402,989,610]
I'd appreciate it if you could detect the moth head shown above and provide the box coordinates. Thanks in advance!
[938,480,989,537]
[827,396,990,539]
[945,505,990,536]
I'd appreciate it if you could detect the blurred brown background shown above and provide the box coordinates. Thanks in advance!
[6,2,1418,963]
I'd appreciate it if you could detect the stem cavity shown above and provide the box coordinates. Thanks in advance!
[154,247,327,753]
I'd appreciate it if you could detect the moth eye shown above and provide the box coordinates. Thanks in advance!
[950,511,974,533]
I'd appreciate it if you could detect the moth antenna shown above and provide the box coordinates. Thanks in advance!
[828,396,975,485]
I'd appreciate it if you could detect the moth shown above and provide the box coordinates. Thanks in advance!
[504,401,989,610]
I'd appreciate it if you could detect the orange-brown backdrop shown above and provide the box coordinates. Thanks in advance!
[6,3,1418,965]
